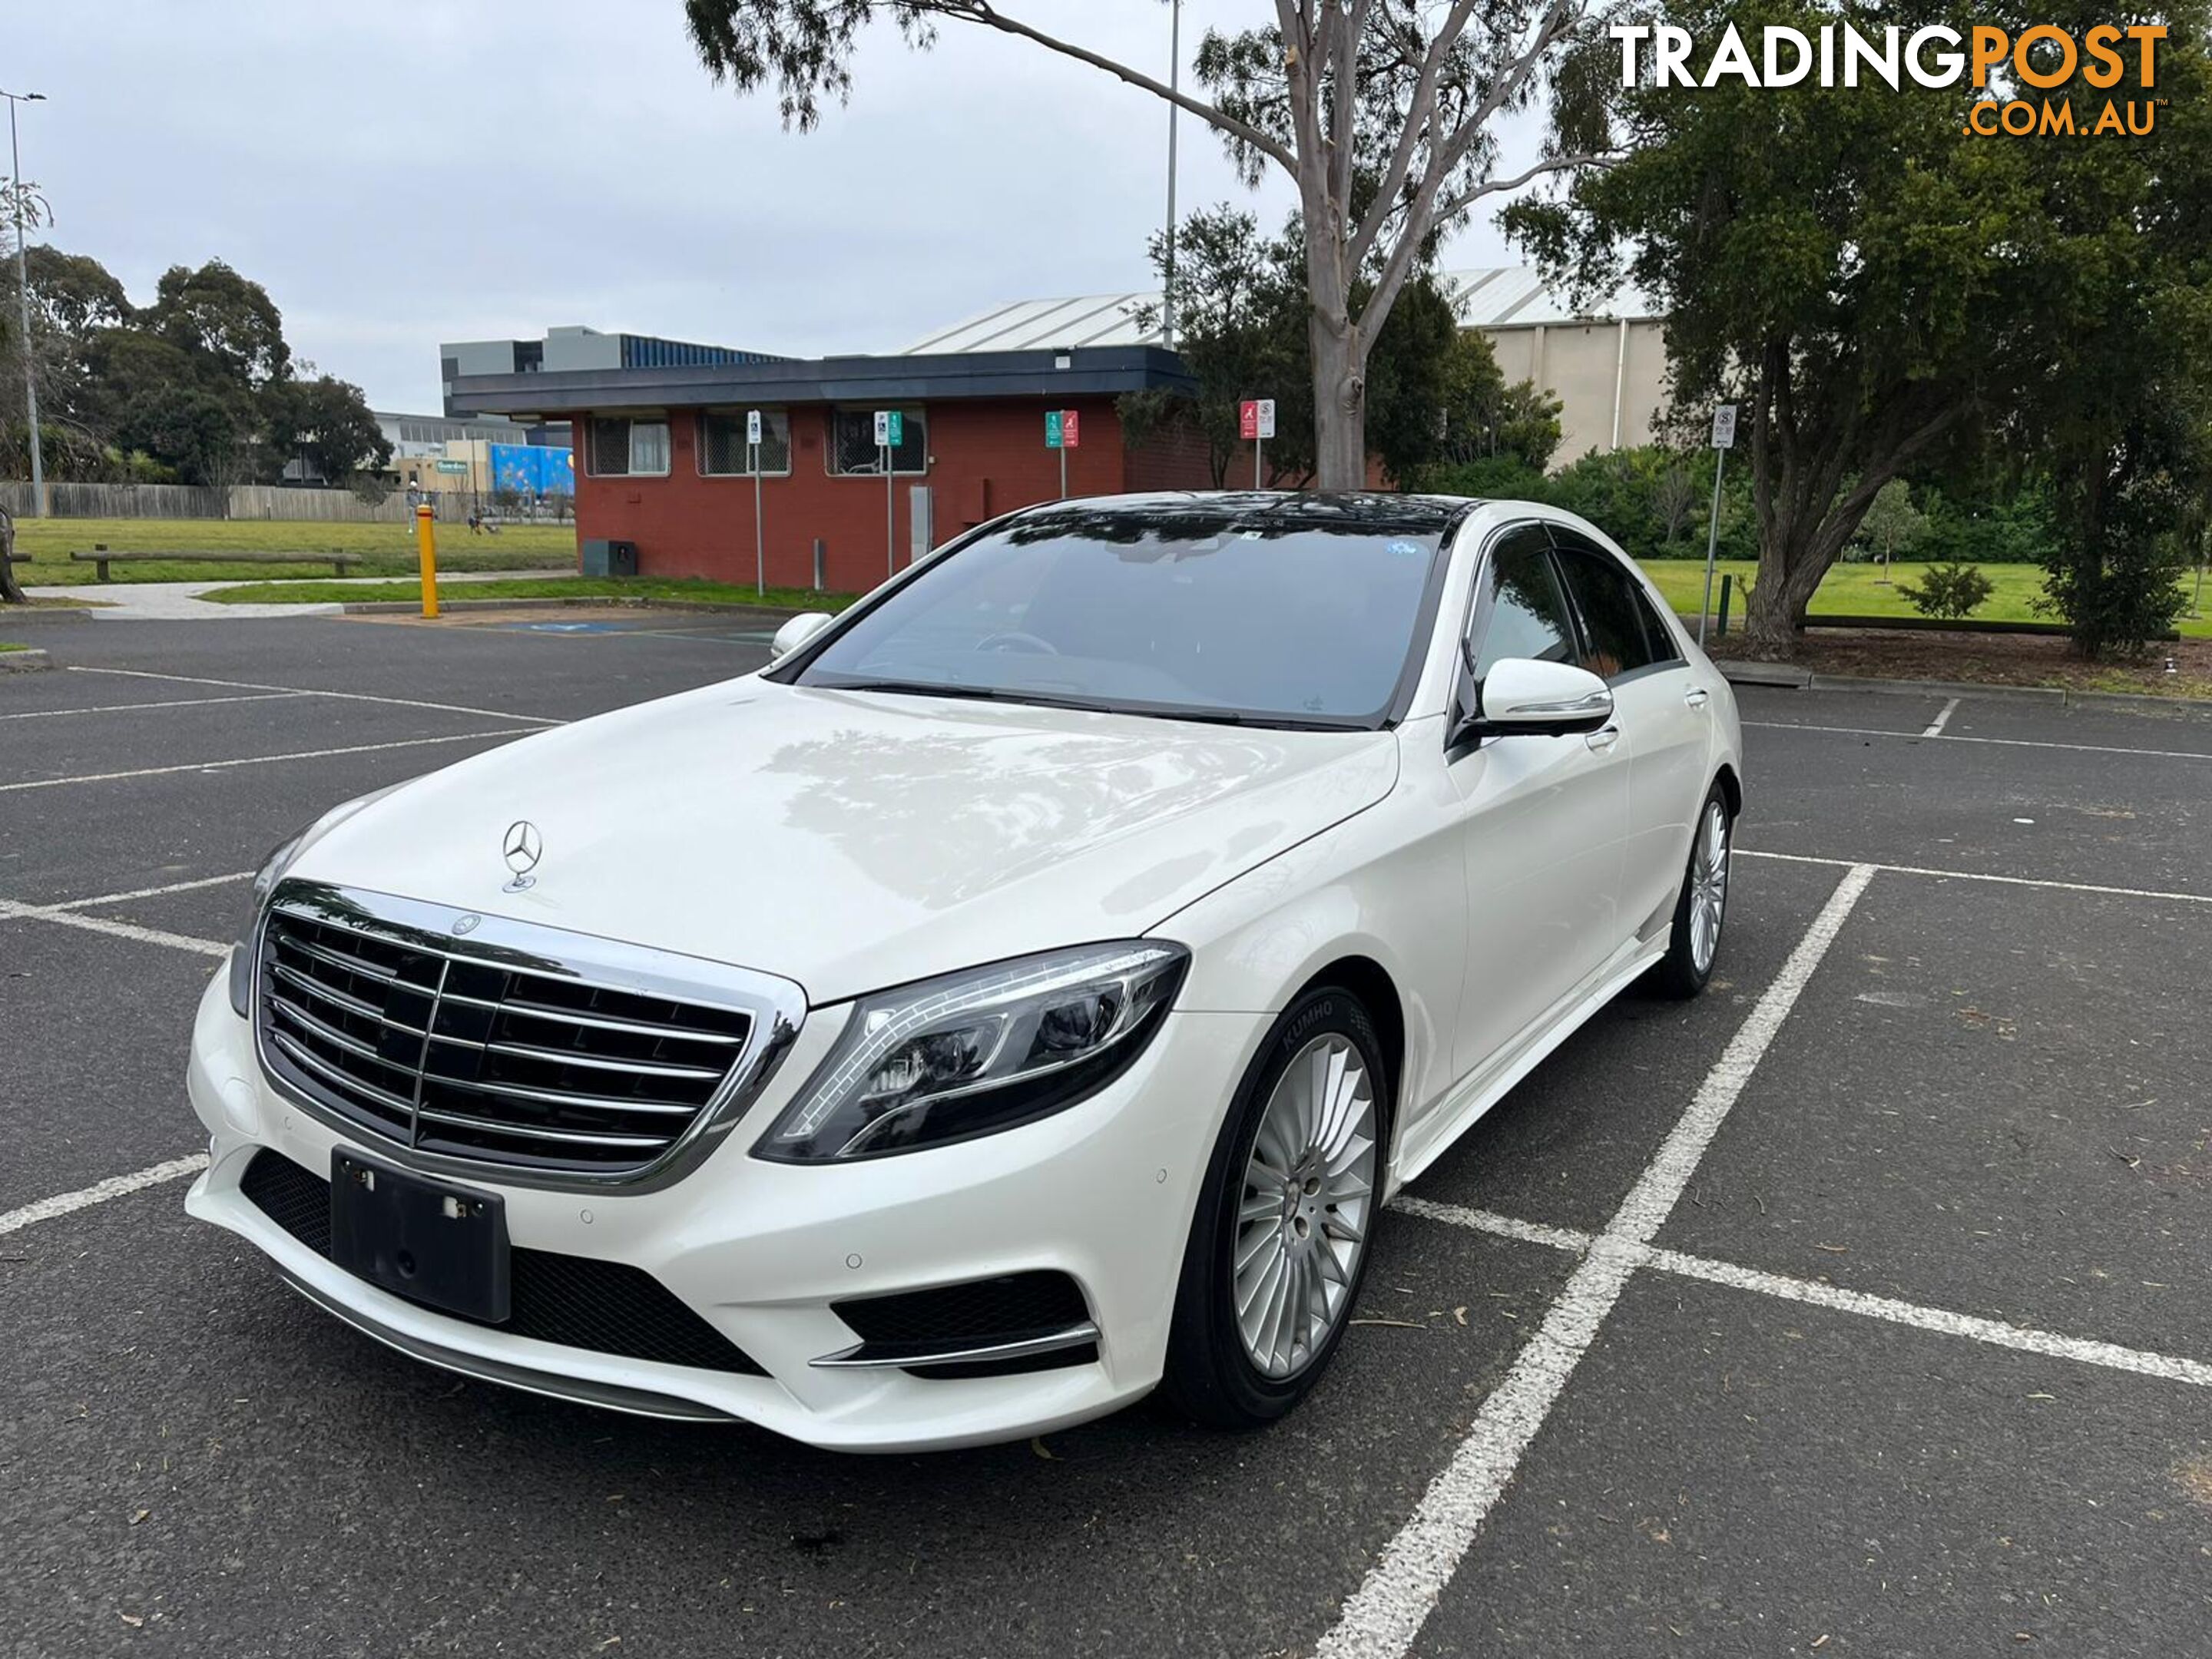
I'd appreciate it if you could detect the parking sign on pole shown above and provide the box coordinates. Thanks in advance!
[1699,404,1738,646]
[875,411,903,576]
[1240,399,1275,488]
[747,409,765,598]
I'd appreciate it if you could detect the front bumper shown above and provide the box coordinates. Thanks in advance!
[184,970,1258,1452]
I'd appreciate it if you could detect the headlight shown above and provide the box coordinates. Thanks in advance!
[225,788,399,1016]
[756,942,1189,1162]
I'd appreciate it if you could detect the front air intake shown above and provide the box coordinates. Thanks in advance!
[821,1272,1099,1379]
[240,1149,765,1376]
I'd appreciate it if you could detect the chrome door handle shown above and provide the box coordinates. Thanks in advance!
[1684,688,1710,708]
[1585,727,1621,753]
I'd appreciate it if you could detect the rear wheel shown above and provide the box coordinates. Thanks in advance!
[1158,990,1385,1429]
[1650,785,1732,999]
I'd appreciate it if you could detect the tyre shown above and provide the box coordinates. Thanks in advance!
[1158,988,1386,1429]
[1649,783,1733,1000]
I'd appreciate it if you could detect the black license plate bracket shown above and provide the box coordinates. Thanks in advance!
[329,1149,510,1324]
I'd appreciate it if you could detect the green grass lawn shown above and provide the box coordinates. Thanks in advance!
[0,641,31,652]
[200,575,858,611]
[8,517,578,586]
[1639,558,2212,640]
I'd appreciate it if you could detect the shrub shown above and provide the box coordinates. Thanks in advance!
[1419,455,1548,502]
[1897,561,1995,621]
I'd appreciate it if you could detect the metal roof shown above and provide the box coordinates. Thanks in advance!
[446,345,1194,419]
[897,293,1167,355]
[1438,267,1661,327]
[893,267,1657,355]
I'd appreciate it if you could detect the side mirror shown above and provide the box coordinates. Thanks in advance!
[770,611,834,661]
[1455,657,1614,743]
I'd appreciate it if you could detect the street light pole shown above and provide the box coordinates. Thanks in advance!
[1160,0,1181,349]
[3,91,46,518]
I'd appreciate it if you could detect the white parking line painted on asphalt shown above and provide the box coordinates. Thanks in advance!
[0,691,311,722]
[0,1154,210,1238]
[1644,1248,2212,1389]
[1387,1195,1592,1254]
[65,664,567,727]
[0,728,538,793]
[1744,718,2212,762]
[1392,1205,2212,1392]
[1319,864,1877,1659]
[1921,697,1960,738]
[49,871,254,910]
[0,899,232,957]
[1737,846,2212,906]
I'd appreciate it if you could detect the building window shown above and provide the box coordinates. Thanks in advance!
[698,409,793,476]
[827,406,926,476]
[588,416,670,477]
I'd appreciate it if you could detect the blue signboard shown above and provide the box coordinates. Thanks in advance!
[489,443,575,498]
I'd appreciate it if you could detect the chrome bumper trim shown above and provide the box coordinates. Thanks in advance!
[809,1322,1101,1371]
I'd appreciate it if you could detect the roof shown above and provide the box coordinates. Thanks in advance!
[893,267,1658,356]
[1439,267,1661,327]
[445,344,1194,419]
[898,293,1166,355]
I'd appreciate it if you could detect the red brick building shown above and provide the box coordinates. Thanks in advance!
[448,346,1209,595]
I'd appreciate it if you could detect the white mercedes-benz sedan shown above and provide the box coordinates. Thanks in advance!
[184,492,1741,1452]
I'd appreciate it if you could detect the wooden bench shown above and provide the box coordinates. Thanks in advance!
[69,546,366,581]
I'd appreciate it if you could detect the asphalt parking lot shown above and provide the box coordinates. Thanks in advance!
[4,615,2209,1658]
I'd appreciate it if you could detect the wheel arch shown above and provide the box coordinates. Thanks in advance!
[1291,955,1405,1129]
[1714,760,1743,820]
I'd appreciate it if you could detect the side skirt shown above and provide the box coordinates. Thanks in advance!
[1387,940,1669,1194]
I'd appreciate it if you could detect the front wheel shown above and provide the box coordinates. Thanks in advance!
[1157,990,1386,1429]
[1650,785,1732,999]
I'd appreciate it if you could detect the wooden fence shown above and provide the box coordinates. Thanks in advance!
[0,482,416,522]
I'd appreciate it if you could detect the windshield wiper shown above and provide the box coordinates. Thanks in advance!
[1143,708,1361,732]
[826,678,1117,714]
[825,680,1357,731]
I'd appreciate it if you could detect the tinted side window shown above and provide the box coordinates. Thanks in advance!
[1551,542,1661,680]
[1472,528,1575,677]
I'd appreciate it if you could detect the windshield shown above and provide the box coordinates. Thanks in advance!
[791,502,1449,729]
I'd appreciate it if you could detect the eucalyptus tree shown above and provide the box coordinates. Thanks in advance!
[683,1,1617,488]
[1515,0,2210,654]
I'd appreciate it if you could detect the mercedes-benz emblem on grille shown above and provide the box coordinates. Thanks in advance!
[451,914,480,935]
[502,820,542,891]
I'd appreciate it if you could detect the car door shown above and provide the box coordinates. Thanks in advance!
[1548,531,1711,944]
[1445,524,1633,1084]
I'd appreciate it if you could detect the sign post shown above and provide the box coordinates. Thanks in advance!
[1240,399,1276,488]
[1045,408,1080,498]
[747,409,765,598]
[874,409,903,576]
[1698,404,1737,647]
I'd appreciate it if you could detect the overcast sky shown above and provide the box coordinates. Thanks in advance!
[12,2,1531,413]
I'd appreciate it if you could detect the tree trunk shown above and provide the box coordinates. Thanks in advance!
[1309,315,1366,492]
[1742,554,1809,652]
[1300,192,1367,493]
[1743,513,1837,653]
[0,507,25,605]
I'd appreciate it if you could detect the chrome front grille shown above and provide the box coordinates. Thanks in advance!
[253,882,803,1184]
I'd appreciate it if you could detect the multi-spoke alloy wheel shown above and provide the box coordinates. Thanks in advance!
[1652,780,1734,999]
[1232,1034,1378,1379]
[1161,990,1390,1428]
[1687,797,1730,975]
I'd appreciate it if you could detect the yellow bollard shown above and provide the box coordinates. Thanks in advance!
[414,503,439,619]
